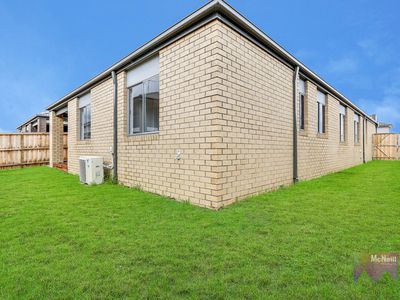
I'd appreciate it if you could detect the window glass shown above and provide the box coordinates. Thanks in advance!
[128,75,159,134]
[354,114,360,143]
[130,84,143,134]
[80,104,91,140]
[79,93,91,140]
[317,91,326,134]
[145,76,160,132]
[298,79,306,130]
[299,94,305,130]
[339,105,346,142]
[317,103,325,133]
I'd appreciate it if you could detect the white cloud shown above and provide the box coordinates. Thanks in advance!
[358,68,400,129]
[357,38,395,65]
[326,57,358,74]
[355,32,400,130]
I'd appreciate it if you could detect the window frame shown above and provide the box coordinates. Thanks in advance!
[339,105,346,143]
[354,114,360,144]
[299,93,305,130]
[79,93,91,141]
[317,91,326,134]
[298,79,306,131]
[127,74,160,136]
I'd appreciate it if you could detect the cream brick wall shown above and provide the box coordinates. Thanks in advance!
[63,19,376,209]
[207,21,377,206]
[365,118,376,161]
[117,20,224,209]
[67,77,113,174]
[210,22,294,207]
[297,81,367,180]
[49,111,64,166]
[66,21,226,208]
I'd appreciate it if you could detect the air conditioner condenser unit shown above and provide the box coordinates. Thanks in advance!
[79,156,104,185]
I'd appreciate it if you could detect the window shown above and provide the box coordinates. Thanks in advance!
[127,56,160,135]
[79,93,91,140]
[354,114,360,144]
[339,104,346,142]
[317,90,326,134]
[128,75,159,134]
[298,79,306,130]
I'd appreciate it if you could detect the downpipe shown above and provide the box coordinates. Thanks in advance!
[293,66,300,183]
[363,117,366,163]
[111,71,118,183]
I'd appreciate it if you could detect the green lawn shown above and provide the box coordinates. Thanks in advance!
[1,161,399,299]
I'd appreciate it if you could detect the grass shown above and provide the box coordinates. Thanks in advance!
[0,161,399,299]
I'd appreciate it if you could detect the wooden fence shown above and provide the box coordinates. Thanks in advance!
[373,133,400,160]
[0,133,67,169]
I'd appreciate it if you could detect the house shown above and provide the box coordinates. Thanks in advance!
[377,122,393,134]
[17,112,50,133]
[17,112,68,133]
[47,0,377,209]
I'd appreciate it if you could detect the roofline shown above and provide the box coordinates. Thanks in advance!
[46,0,377,124]
[378,123,393,128]
[47,0,221,111]
[17,114,49,129]
[215,0,377,124]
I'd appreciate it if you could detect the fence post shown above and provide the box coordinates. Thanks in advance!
[20,134,24,165]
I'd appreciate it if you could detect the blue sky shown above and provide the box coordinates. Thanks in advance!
[0,0,399,132]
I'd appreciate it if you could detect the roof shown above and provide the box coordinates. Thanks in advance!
[46,0,377,124]
[378,122,393,128]
[17,112,49,129]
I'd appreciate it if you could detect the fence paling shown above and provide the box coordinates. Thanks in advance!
[0,133,67,168]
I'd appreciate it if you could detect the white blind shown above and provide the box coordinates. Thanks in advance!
[354,113,360,122]
[317,90,326,105]
[339,104,346,115]
[299,79,306,94]
[79,93,91,108]
[127,55,159,87]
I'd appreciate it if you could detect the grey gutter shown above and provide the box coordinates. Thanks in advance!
[46,0,377,126]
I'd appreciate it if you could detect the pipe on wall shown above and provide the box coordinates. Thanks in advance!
[363,117,366,163]
[111,71,118,183]
[293,66,300,183]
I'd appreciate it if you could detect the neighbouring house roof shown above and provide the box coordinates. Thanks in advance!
[46,0,377,124]
[378,122,393,128]
[17,112,49,130]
